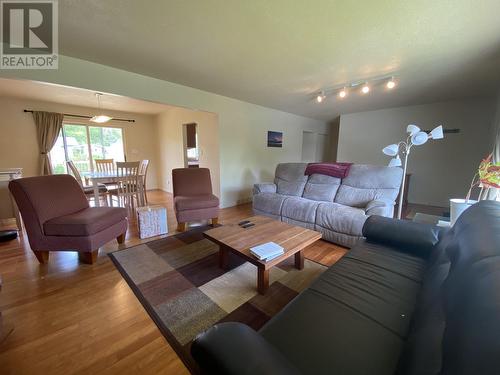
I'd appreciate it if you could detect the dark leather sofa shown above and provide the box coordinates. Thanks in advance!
[191,200,500,375]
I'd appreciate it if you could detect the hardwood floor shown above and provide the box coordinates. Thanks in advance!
[0,190,348,374]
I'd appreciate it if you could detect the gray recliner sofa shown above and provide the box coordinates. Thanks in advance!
[253,163,403,247]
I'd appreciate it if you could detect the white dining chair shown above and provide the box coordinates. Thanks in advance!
[108,161,141,210]
[67,161,109,206]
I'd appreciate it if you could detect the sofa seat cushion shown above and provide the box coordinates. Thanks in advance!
[281,197,320,224]
[315,202,366,236]
[253,192,289,216]
[43,207,127,236]
[302,173,341,202]
[260,243,426,374]
[174,194,219,211]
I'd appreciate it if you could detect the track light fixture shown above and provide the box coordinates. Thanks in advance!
[386,77,396,89]
[314,75,398,103]
[316,91,326,103]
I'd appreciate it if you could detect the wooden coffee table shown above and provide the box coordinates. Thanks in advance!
[203,216,322,294]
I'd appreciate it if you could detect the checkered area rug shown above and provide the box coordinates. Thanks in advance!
[109,225,328,373]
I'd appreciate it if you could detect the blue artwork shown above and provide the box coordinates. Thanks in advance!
[267,131,283,148]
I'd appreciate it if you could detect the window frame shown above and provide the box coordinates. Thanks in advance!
[52,121,127,174]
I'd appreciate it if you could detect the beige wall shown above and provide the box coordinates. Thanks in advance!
[0,97,160,218]
[0,55,329,207]
[156,107,220,197]
[338,97,496,207]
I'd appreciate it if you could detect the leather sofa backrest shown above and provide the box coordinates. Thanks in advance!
[334,164,403,207]
[274,163,308,196]
[397,200,500,374]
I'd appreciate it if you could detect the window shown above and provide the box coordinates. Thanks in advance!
[51,123,125,174]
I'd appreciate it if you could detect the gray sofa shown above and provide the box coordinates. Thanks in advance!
[253,163,403,247]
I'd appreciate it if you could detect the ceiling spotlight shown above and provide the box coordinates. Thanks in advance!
[316,92,326,103]
[361,83,370,94]
[338,88,347,98]
[386,78,396,89]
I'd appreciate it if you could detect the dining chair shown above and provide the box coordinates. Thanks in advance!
[95,158,117,189]
[95,159,115,173]
[139,159,150,204]
[67,161,109,206]
[108,161,141,210]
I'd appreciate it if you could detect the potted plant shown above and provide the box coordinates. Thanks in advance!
[451,153,500,225]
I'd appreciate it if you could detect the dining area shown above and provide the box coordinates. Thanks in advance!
[67,159,150,209]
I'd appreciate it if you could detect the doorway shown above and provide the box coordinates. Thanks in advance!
[301,131,329,162]
[183,123,199,168]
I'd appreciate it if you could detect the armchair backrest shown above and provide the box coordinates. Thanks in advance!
[9,175,89,247]
[172,168,213,197]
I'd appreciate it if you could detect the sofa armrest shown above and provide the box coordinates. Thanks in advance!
[362,215,444,258]
[253,183,277,195]
[191,322,300,375]
[365,199,395,217]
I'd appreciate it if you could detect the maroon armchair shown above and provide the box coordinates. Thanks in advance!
[172,168,219,231]
[9,175,128,264]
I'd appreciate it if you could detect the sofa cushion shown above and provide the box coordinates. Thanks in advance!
[253,192,289,216]
[260,242,426,375]
[335,164,402,208]
[174,194,219,211]
[43,207,127,236]
[302,173,341,202]
[315,202,366,236]
[274,163,308,196]
[281,197,320,224]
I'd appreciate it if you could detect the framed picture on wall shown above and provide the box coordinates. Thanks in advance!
[267,131,283,148]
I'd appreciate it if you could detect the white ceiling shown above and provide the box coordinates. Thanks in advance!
[0,78,174,114]
[47,1,500,120]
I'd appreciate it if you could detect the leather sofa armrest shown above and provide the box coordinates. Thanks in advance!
[365,199,395,217]
[253,183,277,195]
[362,215,444,257]
[191,322,300,375]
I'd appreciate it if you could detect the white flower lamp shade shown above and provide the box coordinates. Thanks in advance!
[406,124,420,136]
[411,131,429,145]
[383,144,399,156]
[388,156,402,167]
[429,125,444,139]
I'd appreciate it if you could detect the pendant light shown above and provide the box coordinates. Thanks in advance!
[90,93,112,123]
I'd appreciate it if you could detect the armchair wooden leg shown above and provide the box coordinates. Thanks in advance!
[117,232,126,244]
[211,217,219,226]
[33,250,49,264]
[177,222,187,232]
[78,250,98,264]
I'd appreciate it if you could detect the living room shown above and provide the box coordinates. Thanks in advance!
[0,1,499,374]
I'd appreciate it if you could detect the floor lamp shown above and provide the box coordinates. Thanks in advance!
[383,124,444,219]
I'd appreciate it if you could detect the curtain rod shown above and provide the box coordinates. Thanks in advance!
[23,109,135,123]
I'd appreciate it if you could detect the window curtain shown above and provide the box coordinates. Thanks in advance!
[32,111,64,175]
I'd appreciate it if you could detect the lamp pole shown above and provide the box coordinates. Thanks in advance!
[397,142,411,220]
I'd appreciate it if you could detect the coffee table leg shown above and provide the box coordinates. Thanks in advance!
[219,246,229,270]
[257,268,269,295]
[295,251,304,270]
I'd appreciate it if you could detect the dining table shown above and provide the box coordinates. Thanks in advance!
[82,171,146,208]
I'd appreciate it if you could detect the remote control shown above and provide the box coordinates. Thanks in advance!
[241,222,255,228]
[238,220,251,226]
